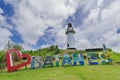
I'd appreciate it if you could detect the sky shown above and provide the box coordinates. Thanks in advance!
[0,0,120,52]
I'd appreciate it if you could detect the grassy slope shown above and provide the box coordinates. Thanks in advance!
[0,65,120,80]
[0,50,120,80]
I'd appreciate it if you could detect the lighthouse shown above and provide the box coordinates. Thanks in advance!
[66,23,76,50]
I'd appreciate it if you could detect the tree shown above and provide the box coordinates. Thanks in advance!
[55,45,58,49]
[0,51,6,71]
[48,45,55,51]
[107,48,112,52]
[4,41,24,51]
[4,41,13,51]
[12,44,24,51]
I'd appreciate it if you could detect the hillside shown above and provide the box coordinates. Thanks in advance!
[0,47,120,80]
[0,46,120,71]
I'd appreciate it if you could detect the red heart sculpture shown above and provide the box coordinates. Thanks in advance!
[6,49,31,72]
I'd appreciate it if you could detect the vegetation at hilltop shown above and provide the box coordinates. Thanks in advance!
[0,44,120,70]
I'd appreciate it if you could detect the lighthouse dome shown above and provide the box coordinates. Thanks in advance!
[68,23,72,27]
[66,23,75,34]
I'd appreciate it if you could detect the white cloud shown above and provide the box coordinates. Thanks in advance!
[0,8,3,13]
[40,44,51,49]
[0,7,13,29]
[0,28,12,49]
[0,8,5,22]
[77,0,120,51]
[0,8,6,26]
[4,0,81,49]
[97,0,104,7]
[3,0,120,52]
[0,8,12,50]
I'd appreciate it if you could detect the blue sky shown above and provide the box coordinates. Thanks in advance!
[0,0,120,52]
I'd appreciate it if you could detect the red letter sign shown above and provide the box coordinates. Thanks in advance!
[6,49,31,72]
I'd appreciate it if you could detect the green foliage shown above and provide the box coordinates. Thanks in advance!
[0,45,120,67]
[48,45,55,51]
[12,44,24,51]
[0,51,6,62]
[54,49,60,54]
[22,45,60,58]
[4,41,24,51]
[0,51,6,70]
[107,48,112,52]
[109,51,120,62]
[68,51,72,54]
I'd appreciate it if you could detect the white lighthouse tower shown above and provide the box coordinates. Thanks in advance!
[66,23,76,50]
